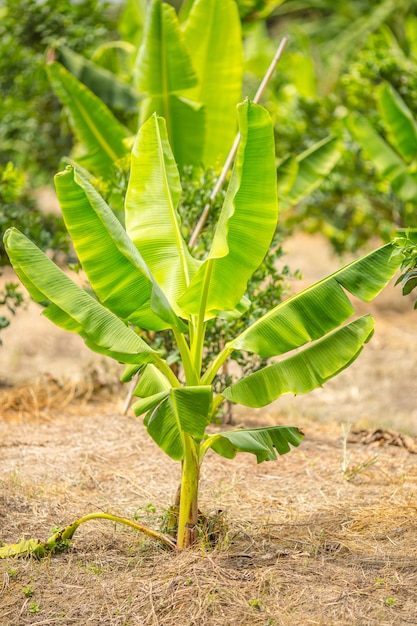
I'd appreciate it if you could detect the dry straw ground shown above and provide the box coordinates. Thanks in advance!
[1,234,417,625]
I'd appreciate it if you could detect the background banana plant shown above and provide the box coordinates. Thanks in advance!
[47,0,341,197]
[4,100,401,550]
[348,82,417,213]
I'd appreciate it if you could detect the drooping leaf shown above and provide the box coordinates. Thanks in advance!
[120,363,146,383]
[47,62,129,179]
[277,155,299,198]
[145,386,213,460]
[223,316,374,408]
[182,0,243,166]
[179,100,277,317]
[134,364,172,397]
[378,82,417,164]
[125,113,200,314]
[205,425,304,463]
[133,390,170,417]
[3,228,157,365]
[348,112,417,202]
[280,136,342,211]
[54,165,183,331]
[55,45,140,114]
[0,537,45,559]
[232,243,400,357]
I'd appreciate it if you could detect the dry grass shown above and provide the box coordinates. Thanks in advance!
[1,379,417,626]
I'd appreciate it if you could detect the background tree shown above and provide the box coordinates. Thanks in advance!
[0,0,116,181]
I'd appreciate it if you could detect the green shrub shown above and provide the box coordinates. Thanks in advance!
[0,0,115,181]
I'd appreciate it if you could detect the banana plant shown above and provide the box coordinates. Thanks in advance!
[49,0,341,191]
[277,135,342,211]
[348,82,417,205]
[3,100,401,553]
[50,0,243,171]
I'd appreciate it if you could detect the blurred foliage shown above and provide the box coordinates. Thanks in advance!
[0,278,24,345]
[0,0,116,181]
[0,161,68,344]
[252,0,417,253]
[0,163,68,267]
[394,230,417,308]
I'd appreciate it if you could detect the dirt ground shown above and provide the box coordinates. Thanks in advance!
[1,233,417,625]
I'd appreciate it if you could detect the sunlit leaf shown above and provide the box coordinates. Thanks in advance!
[3,228,156,365]
[125,113,200,314]
[179,100,277,317]
[134,0,197,95]
[182,0,243,166]
[232,243,400,357]
[55,165,183,331]
[223,316,374,407]
[139,94,204,167]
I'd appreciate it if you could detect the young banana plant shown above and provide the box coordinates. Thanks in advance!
[4,100,401,551]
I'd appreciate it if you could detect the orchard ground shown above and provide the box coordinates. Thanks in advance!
[1,232,416,626]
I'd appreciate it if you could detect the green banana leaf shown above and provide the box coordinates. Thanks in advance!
[223,316,374,408]
[3,228,157,365]
[120,363,146,383]
[125,113,200,315]
[47,62,129,178]
[135,0,197,95]
[134,364,172,397]
[182,0,243,166]
[144,386,213,460]
[133,390,170,417]
[0,537,46,559]
[348,112,417,203]
[205,425,304,463]
[277,155,299,198]
[378,82,417,164]
[119,0,147,47]
[54,165,183,331]
[134,0,205,166]
[179,100,277,318]
[139,94,204,167]
[279,136,342,211]
[55,45,140,114]
[231,242,400,357]
[92,41,137,83]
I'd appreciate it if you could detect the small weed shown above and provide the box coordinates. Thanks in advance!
[248,598,262,609]
[7,565,18,578]
[28,602,40,613]
[22,584,34,597]
[385,597,396,606]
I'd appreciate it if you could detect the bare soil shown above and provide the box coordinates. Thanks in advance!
[1,233,417,626]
